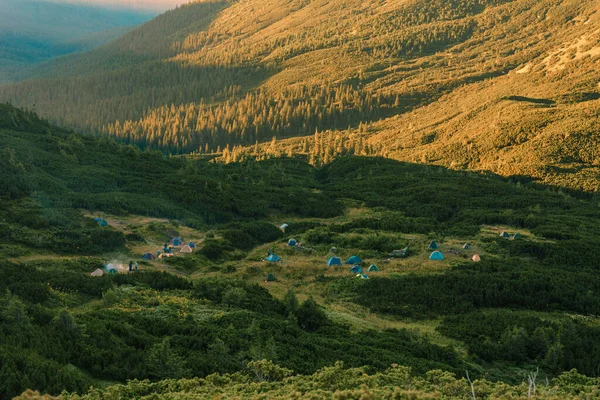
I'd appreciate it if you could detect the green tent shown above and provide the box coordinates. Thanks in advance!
[512,233,522,240]
[368,264,380,272]
[462,243,471,249]
[389,247,409,258]
[265,273,277,282]
[428,241,439,250]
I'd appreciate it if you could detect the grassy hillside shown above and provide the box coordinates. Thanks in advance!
[1,0,600,190]
[2,104,600,398]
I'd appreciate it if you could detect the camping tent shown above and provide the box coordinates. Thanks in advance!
[142,253,155,260]
[327,257,342,267]
[105,263,127,274]
[472,254,481,262]
[349,265,363,274]
[172,237,183,246]
[389,247,409,258]
[188,242,196,249]
[94,218,108,227]
[462,243,472,249]
[500,231,510,238]
[180,245,193,253]
[265,273,277,282]
[329,247,338,254]
[288,238,297,246]
[428,241,439,250]
[368,264,380,272]
[345,255,362,264]
[90,269,104,277]
[158,253,174,259]
[511,233,522,240]
[280,223,288,231]
[429,251,444,261]
[356,274,369,279]
[266,254,281,262]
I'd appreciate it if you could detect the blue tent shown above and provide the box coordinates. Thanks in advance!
[428,241,439,250]
[356,273,369,279]
[429,251,444,261]
[142,252,155,260]
[327,257,342,267]
[368,264,380,272]
[500,231,510,238]
[94,217,108,227]
[350,265,363,274]
[288,238,297,246]
[188,242,196,249]
[172,237,183,246]
[345,255,362,265]
[512,233,522,240]
[266,254,281,262]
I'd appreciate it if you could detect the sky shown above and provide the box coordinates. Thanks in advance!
[45,0,189,11]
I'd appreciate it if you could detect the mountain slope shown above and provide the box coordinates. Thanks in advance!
[3,104,600,398]
[1,0,600,189]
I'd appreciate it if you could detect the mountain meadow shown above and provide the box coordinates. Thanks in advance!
[1,0,600,398]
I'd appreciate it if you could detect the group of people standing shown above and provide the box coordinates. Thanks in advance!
[128,260,139,272]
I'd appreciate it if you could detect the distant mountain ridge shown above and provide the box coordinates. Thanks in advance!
[1,0,600,190]
[0,0,154,82]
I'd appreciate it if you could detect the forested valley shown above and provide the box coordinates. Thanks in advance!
[2,0,600,398]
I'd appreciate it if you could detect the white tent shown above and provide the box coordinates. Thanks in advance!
[180,245,193,254]
[90,268,104,277]
[280,223,289,231]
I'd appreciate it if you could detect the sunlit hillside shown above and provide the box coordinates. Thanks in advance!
[1,0,600,189]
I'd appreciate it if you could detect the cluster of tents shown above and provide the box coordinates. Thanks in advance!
[500,231,522,240]
[143,236,197,260]
[326,255,379,279]
[428,241,481,262]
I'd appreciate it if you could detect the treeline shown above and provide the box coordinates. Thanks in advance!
[217,128,388,165]
[103,85,398,152]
